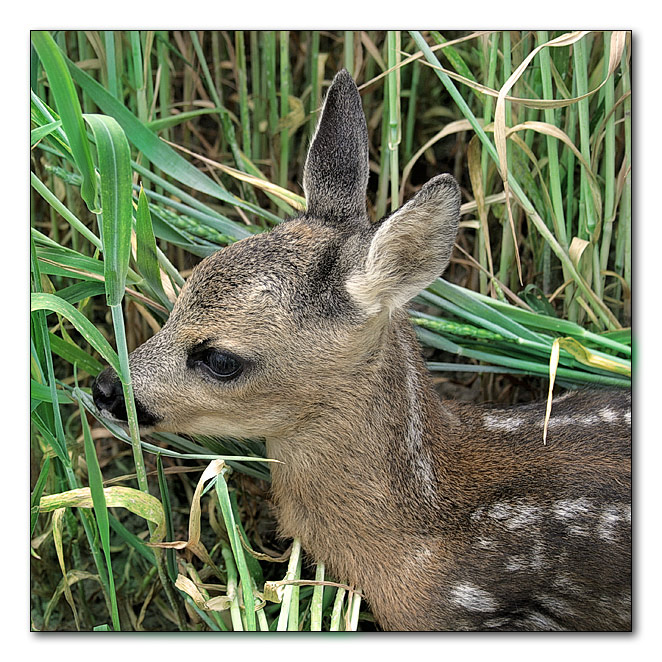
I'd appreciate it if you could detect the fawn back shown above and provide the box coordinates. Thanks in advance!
[93,70,631,631]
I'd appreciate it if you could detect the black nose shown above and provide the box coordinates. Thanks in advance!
[93,368,128,421]
[93,368,160,427]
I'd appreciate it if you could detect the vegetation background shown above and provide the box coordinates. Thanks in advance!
[30,29,631,631]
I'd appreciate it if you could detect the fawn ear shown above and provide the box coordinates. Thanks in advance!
[303,69,369,224]
[346,174,461,315]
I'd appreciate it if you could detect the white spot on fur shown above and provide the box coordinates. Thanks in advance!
[485,501,541,529]
[451,583,498,612]
[598,407,619,423]
[624,411,631,426]
[483,413,525,431]
[598,503,631,542]
[470,506,485,522]
[552,497,592,519]
[530,541,546,570]
[488,502,512,520]
[505,556,524,571]
[505,505,541,530]
[547,415,599,428]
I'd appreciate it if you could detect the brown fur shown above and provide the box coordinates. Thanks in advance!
[93,70,631,631]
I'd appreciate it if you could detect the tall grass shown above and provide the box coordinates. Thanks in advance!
[30,30,631,631]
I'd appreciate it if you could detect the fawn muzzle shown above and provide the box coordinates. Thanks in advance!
[92,368,160,428]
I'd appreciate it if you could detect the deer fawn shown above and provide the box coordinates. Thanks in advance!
[93,70,631,631]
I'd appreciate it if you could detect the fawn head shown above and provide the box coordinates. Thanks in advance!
[93,69,461,442]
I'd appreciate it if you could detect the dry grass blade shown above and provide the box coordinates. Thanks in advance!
[494,31,587,284]
[358,31,492,92]
[40,486,167,543]
[416,32,625,111]
[542,338,561,445]
[467,134,494,279]
[51,508,80,630]
[149,459,225,573]
[507,120,603,232]
[400,119,472,203]
[175,574,231,612]
[162,138,306,210]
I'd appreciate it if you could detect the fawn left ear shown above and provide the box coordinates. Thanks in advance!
[346,174,461,315]
[302,69,370,225]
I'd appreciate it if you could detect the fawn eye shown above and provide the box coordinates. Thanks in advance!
[188,347,244,382]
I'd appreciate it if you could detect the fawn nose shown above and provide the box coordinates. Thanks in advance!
[93,368,128,421]
[93,368,160,427]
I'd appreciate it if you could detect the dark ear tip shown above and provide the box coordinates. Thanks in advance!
[425,173,459,191]
[330,68,358,90]
[412,173,461,217]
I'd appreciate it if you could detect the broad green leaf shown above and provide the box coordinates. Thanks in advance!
[31,31,98,211]
[63,51,274,225]
[54,281,107,306]
[84,114,133,307]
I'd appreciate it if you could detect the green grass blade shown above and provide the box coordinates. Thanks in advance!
[63,50,260,216]
[80,401,121,631]
[220,544,243,630]
[30,456,51,537]
[31,292,120,374]
[156,454,178,582]
[135,187,172,310]
[103,31,119,100]
[31,31,98,212]
[215,467,257,631]
[279,31,290,191]
[31,120,63,146]
[276,538,302,631]
[310,563,325,631]
[386,31,401,213]
[31,172,102,250]
[48,332,104,376]
[84,114,133,307]
[427,279,546,343]
[235,31,252,161]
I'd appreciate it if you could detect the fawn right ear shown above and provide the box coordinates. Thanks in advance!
[303,69,370,224]
[346,174,461,316]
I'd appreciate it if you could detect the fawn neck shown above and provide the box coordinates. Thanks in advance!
[265,312,456,603]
